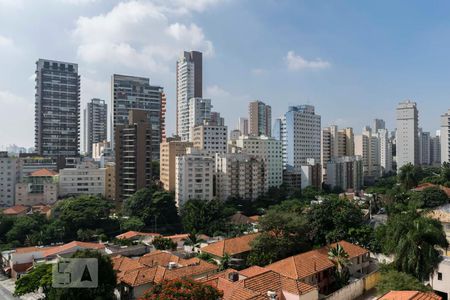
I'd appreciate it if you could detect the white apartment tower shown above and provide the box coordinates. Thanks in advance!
[175,148,214,207]
[355,126,380,181]
[396,101,419,168]
[281,105,321,172]
[176,51,203,141]
[59,161,106,197]
[441,110,450,163]
[378,129,393,174]
[188,98,211,140]
[192,122,228,157]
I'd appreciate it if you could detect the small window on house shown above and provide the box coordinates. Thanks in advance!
[438,272,443,280]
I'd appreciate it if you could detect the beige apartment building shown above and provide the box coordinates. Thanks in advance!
[249,100,271,137]
[321,125,354,181]
[215,153,267,201]
[105,162,116,201]
[192,122,228,156]
[15,169,59,206]
[160,137,193,192]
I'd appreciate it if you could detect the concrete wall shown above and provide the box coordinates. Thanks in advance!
[325,271,380,300]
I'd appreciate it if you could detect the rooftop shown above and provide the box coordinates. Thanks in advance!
[380,291,442,300]
[201,233,260,257]
[29,168,58,177]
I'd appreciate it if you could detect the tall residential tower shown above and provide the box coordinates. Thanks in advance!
[396,101,419,168]
[176,51,203,141]
[84,98,107,156]
[35,59,80,157]
[249,100,272,137]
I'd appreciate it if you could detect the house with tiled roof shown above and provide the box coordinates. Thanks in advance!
[1,241,105,279]
[115,231,161,243]
[15,168,59,206]
[427,204,450,254]
[200,233,260,266]
[265,240,372,294]
[380,291,442,300]
[114,250,218,300]
[2,205,30,216]
[200,267,318,300]
[412,183,450,198]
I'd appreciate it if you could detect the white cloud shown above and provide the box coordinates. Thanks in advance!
[56,0,99,4]
[72,0,218,72]
[285,50,330,71]
[0,90,34,146]
[0,35,14,48]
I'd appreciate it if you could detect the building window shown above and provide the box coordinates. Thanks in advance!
[438,272,442,280]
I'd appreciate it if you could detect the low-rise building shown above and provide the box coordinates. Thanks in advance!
[265,240,371,294]
[430,256,450,300]
[200,233,260,267]
[15,169,58,206]
[175,148,214,207]
[58,161,106,197]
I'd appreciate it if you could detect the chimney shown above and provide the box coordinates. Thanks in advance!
[267,291,277,300]
[228,272,239,282]
[168,262,177,270]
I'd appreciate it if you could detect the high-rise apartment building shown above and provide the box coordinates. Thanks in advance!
[0,152,20,207]
[175,148,213,207]
[105,162,116,201]
[232,135,283,188]
[215,153,267,201]
[321,125,354,180]
[249,100,272,137]
[441,109,450,163]
[112,74,165,160]
[378,129,393,174]
[418,128,431,165]
[431,132,441,165]
[188,98,211,140]
[326,156,363,191]
[355,127,380,182]
[84,98,107,156]
[160,137,193,192]
[373,119,386,133]
[35,59,80,157]
[281,105,321,172]
[114,110,152,201]
[238,117,249,136]
[396,101,419,168]
[176,51,203,141]
[192,122,228,156]
[300,158,322,190]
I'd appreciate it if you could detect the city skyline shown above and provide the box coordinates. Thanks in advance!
[1,0,450,148]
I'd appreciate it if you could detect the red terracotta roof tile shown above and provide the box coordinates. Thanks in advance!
[3,205,29,215]
[381,291,442,300]
[29,169,58,177]
[201,233,260,258]
[115,231,161,240]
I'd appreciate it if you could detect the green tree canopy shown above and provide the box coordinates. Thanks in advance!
[377,270,430,295]
[15,250,116,300]
[306,197,365,246]
[142,279,222,300]
[52,195,114,237]
[409,187,448,208]
[398,163,424,190]
[152,236,177,250]
[247,208,311,266]
[123,188,180,230]
[180,199,228,236]
[377,212,448,280]
[120,216,145,232]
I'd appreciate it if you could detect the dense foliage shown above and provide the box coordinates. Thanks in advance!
[180,199,230,236]
[15,250,116,300]
[377,269,430,295]
[123,188,180,232]
[377,211,448,280]
[141,279,223,300]
[152,236,177,250]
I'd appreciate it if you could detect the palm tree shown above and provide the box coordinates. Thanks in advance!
[219,253,232,271]
[390,216,448,281]
[398,163,422,190]
[328,243,351,287]
[184,231,205,252]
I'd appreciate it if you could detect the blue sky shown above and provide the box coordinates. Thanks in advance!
[0,0,448,148]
